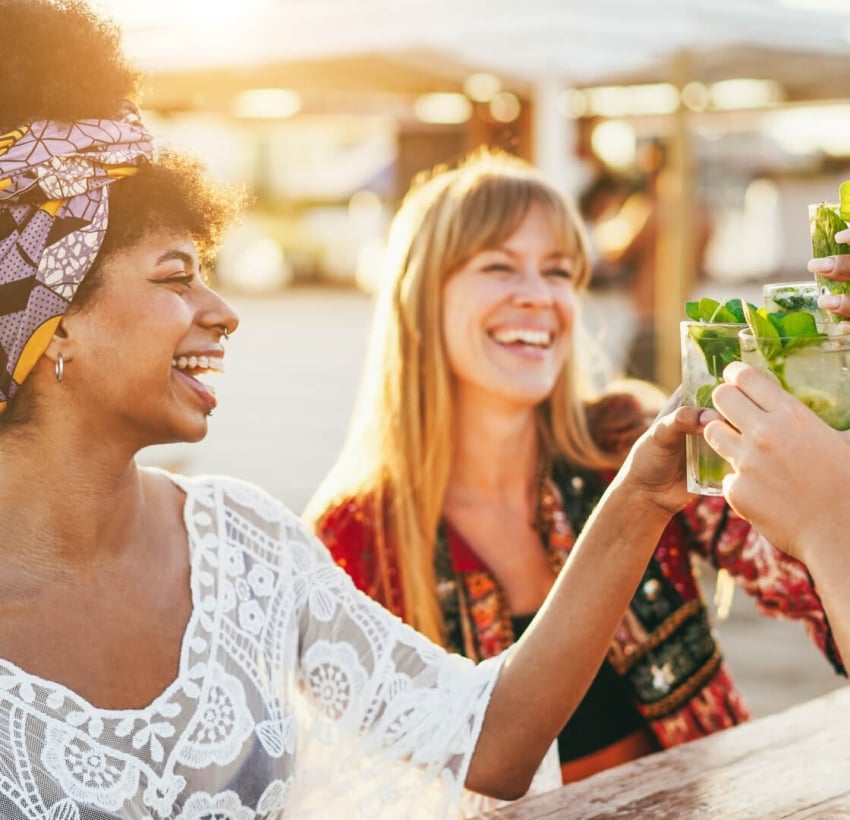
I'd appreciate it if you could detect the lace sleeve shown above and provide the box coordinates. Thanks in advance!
[209,476,558,818]
[284,512,508,816]
[286,533,499,817]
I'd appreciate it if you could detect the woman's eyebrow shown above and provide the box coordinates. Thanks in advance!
[484,246,569,260]
[155,249,196,267]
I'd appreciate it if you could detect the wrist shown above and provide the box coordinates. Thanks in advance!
[611,466,687,520]
[797,528,850,585]
[607,473,678,526]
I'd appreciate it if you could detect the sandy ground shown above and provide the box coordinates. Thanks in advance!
[140,284,846,719]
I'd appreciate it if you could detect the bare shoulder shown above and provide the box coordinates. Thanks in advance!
[141,467,187,519]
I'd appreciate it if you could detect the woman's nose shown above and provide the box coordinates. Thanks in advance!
[514,269,554,307]
[201,286,240,336]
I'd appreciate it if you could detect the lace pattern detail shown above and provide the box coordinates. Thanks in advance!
[0,472,503,819]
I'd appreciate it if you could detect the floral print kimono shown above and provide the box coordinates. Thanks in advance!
[317,461,844,763]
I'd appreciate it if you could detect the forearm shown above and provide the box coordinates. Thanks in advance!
[465,475,672,797]
[802,538,850,667]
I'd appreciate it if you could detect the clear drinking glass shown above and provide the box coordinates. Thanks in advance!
[680,321,744,494]
[762,281,825,330]
[809,202,850,331]
[739,329,850,430]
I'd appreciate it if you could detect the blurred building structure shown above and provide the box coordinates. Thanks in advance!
[104,0,850,388]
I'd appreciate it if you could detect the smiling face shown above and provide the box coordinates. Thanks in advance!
[441,204,577,414]
[60,228,239,449]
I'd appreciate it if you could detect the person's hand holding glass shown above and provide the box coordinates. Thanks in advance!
[810,225,850,329]
[703,221,850,664]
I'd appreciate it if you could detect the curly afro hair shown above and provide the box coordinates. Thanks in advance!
[0,0,247,293]
[72,150,247,310]
[0,0,141,130]
[0,0,247,427]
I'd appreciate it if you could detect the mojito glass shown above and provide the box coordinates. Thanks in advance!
[681,321,744,494]
[809,202,850,330]
[739,329,850,430]
[762,281,824,330]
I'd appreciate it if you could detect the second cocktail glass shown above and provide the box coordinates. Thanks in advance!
[809,199,850,330]
[762,281,824,329]
[681,320,744,494]
[739,329,850,430]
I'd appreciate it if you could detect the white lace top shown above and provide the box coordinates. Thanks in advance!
[0,473,527,819]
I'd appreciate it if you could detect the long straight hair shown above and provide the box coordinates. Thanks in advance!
[305,149,621,642]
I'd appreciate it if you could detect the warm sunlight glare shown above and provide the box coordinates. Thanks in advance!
[97,0,274,27]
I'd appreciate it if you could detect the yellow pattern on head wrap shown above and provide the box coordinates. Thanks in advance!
[12,317,62,384]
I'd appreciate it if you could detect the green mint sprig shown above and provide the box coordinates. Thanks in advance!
[685,297,748,324]
[684,298,752,408]
[741,301,826,389]
[810,181,850,306]
[811,203,850,259]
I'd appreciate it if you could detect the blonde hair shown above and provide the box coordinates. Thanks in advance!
[305,148,621,642]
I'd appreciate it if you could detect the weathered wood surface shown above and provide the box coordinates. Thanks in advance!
[477,685,850,819]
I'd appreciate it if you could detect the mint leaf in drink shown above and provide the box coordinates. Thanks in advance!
[683,297,755,392]
[840,180,850,222]
[696,383,716,408]
[770,311,823,347]
[779,311,827,354]
[688,324,741,379]
[722,299,748,323]
[684,297,741,323]
[742,302,829,388]
[685,301,702,321]
[743,302,782,363]
[770,291,818,313]
[810,185,850,320]
[810,202,850,258]
[778,310,819,337]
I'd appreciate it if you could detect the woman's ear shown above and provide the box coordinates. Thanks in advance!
[42,321,72,365]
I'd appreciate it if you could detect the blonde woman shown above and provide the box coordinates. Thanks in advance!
[306,149,844,783]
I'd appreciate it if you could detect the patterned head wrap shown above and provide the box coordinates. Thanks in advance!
[0,102,153,414]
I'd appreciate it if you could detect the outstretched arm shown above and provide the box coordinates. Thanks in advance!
[467,400,702,798]
[705,362,850,669]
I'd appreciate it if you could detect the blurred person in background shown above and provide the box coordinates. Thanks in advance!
[578,168,631,287]
[588,139,713,383]
[306,148,844,785]
[0,2,767,817]
[705,230,850,663]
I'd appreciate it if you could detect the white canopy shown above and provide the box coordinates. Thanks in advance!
[108,0,850,96]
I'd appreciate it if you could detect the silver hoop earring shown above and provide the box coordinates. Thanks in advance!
[55,353,64,383]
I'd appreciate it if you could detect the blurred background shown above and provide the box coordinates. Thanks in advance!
[102,0,850,717]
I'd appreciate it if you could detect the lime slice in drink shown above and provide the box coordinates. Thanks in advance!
[791,386,850,430]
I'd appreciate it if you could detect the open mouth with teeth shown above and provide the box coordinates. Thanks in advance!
[172,355,224,373]
[489,328,554,348]
[172,355,223,409]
